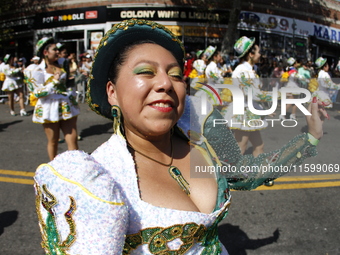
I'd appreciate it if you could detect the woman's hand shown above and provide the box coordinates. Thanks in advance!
[306,97,328,140]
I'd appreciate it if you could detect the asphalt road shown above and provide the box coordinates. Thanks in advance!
[0,101,339,255]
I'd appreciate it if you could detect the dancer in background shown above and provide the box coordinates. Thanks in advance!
[281,57,309,120]
[25,37,80,160]
[1,54,28,116]
[205,45,225,84]
[223,36,269,157]
[188,49,207,79]
[312,56,340,109]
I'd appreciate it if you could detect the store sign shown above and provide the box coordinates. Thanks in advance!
[119,10,220,21]
[35,6,106,28]
[120,10,157,19]
[108,7,228,23]
[42,13,85,23]
[313,25,340,42]
[239,11,340,44]
[86,11,98,19]
[239,12,302,34]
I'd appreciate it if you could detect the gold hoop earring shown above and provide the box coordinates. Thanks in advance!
[111,105,123,137]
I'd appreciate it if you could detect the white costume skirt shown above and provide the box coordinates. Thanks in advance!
[33,93,80,124]
[311,90,333,108]
[284,81,301,95]
[1,77,24,92]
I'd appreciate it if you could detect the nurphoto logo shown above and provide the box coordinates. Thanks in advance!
[198,84,312,128]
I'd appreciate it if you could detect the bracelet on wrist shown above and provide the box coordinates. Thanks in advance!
[307,133,319,146]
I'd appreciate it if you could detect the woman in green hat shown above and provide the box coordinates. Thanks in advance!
[34,19,327,254]
[312,57,340,109]
[1,54,28,116]
[204,45,225,84]
[222,36,270,158]
[25,37,80,160]
[281,57,306,120]
[188,49,207,79]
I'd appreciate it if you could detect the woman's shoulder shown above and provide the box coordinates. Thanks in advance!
[34,150,128,254]
[91,135,136,175]
[206,61,217,68]
[34,150,115,199]
[35,150,123,201]
[92,134,126,157]
[232,62,248,75]
[318,70,329,78]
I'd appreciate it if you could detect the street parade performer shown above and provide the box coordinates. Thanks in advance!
[25,37,80,160]
[312,56,340,108]
[34,19,327,254]
[222,36,271,157]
